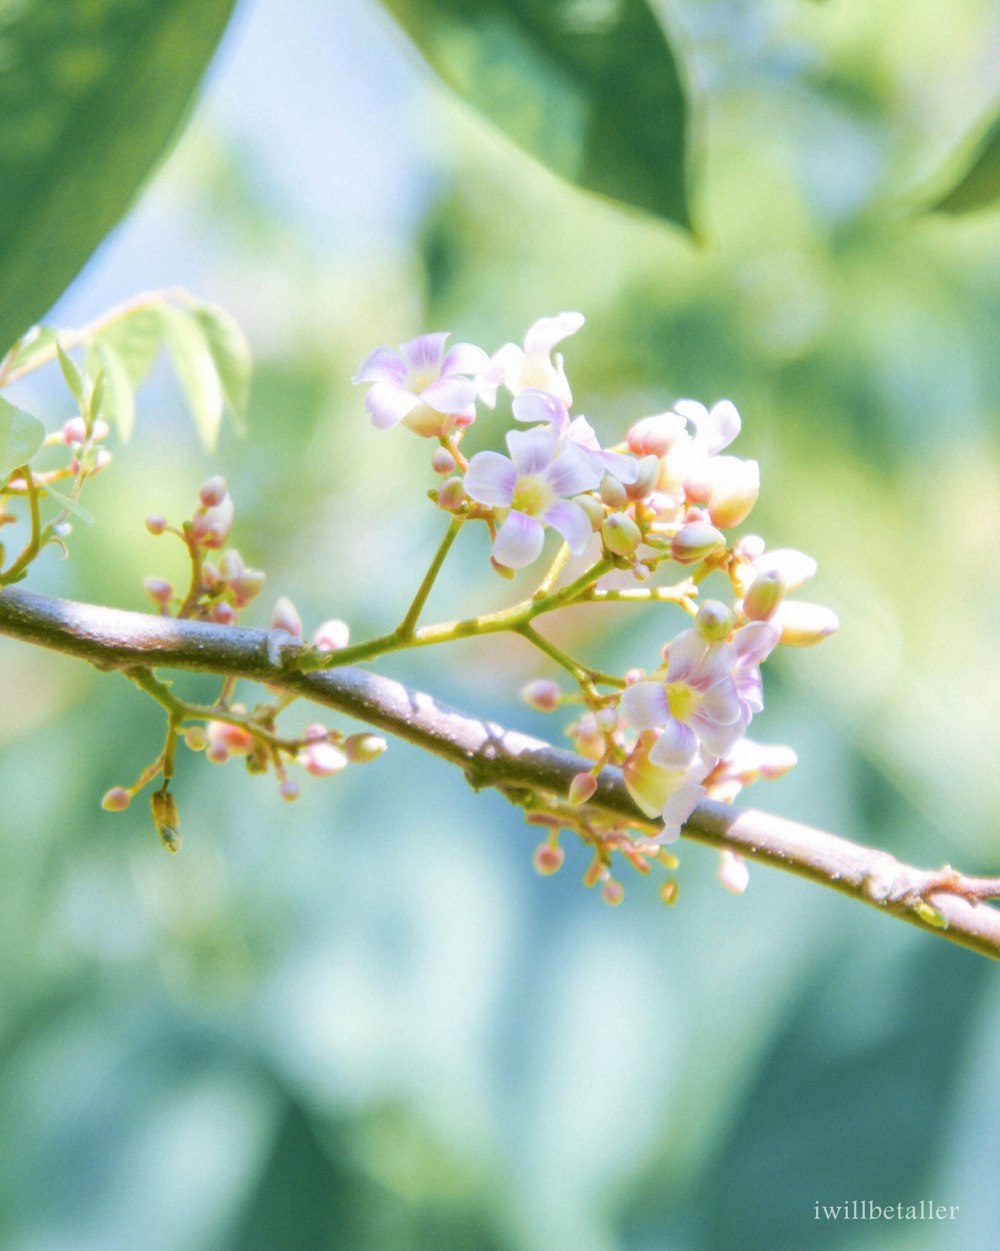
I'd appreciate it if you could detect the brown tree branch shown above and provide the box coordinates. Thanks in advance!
[2,585,1000,960]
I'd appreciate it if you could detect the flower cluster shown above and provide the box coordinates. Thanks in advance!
[355,314,838,901]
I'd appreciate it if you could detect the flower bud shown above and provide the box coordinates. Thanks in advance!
[218,550,245,580]
[145,514,167,536]
[533,843,565,875]
[627,412,685,457]
[101,786,131,812]
[199,475,228,508]
[706,457,760,529]
[602,878,625,906]
[210,601,236,625]
[753,547,816,591]
[208,720,255,755]
[92,449,113,473]
[312,617,350,652]
[184,726,209,751]
[143,577,173,607]
[300,737,348,777]
[279,779,301,802]
[190,494,234,549]
[696,599,734,641]
[718,850,749,895]
[594,707,618,733]
[626,455,662,500]
[602,513,641,557]
[62,416,87,445]
[343,732,387,763]
[743,569,785,622]
[436,476,466,511]
[599,474,628,509]
[270,596,303,638]
[230,569,266,608]
[569,771,598,805]
[92,419,110,442]
[576,493,605,530]
[432,447,456,475]
[660,879,680,906]
[150,789,181,853]
[774,601,839,647]
[671,522,725,565]
[522,678,562,712]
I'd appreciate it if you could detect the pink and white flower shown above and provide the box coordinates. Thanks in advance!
[463,427,600,568]
[353,332,490,437]
[479,312,584,408]
[622,732,709,843]
[512,387,639,484]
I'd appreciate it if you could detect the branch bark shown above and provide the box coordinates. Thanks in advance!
[2,585,1000,960]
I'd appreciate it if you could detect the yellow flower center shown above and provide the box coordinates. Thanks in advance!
[666,681,700,723]
[512,474,554,517]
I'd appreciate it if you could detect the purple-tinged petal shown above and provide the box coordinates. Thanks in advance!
[620,681,670,731]
[441,342,490,377]
[701,680,742,726]
[693,715,745,760]
[513,387,569,430]
[695,400,741,454]
[493,510,545,568]
[366,383,418,430]
[543,499,592,555]
[662,779,706,826]
[592,448,640,484]
[734,621,780,666]
[400,332,450,375]
[566,414,601,451]
[543,444,600,498]
[753,548,817,591]
[420,376,478,414]
[523,312,585,356]
[696,641,736,687]
[506,427,558,475]
[353,346,407,386]
[649,718,699,768]
[735,671,764,715]
[665,629,708,683]
[464,451,517,507]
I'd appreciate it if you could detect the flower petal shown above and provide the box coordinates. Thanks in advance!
[693,715,745,760]
[649,718,699,767]
[543,499,592,555]
[698,400,741,454]
[506,426,558,475]
[665,629,708,683]
[464,451,517,507]
[352,346,407,386]
[620,681,670,731]
[523,312,585,356]
[513,387,568,430]
[493,510,545,568]
[662,778,706,826]
[441,342,490,376]
[366,382,418,430]
[734,620,780,666]
[543,444,600,498]
[700,679,742,726]
[400,332,449,375]
[420,376,477,414]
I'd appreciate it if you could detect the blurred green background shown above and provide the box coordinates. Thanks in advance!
[2,0,1000,1248]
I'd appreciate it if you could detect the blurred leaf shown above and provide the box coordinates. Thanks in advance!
[0,397,45,477]
[192,300,252,427]
[56,342,84,403]
[928,103,1000,214]
[39,481,94,524]
[161,304,225,450]
[91,306,165,388]
[0,0,239,356]
[380,0,692,228]
[2,324,57,376]
[92,341,136,440]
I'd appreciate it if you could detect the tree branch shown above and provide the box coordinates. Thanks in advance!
[2,585,1000,960]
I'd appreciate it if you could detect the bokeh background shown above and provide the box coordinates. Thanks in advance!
[2,0,1000,1248]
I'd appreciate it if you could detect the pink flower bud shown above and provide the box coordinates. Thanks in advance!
[671,522,725,565]
[62,417,87,445]
[569,771,598,805]
[206,744,229,764]
[602,878,625,906]
[93,449,112,473]
[208,720,255,755]
[773,601,839,647]
[143,577,172,607]
[218,550,245,580]
[436,476,466,511]
[594,707,618,733]
[279,779,301,802]
[210,601,236,625]
[312,618,350,652]
[300,738,348,777]
[522,678,562,712]
[718,850,750,895]
[190,494,234,549]
[627,413,685,457]
[706,457,760,529]
[734,534,766,562]
[101,786,131,812]
[743,569,785,622]
[696,599,734,641]
[230,570,266,607]
[432,447,457,475]
[145,514,167,536]
[199,476,229,507]
[201,562,222,590]
[533,843,565,875]
[343,733,387,763]
[602,513,642,557]
[270,596,303,637]
[599,474,628,509]
[92,419,110,441]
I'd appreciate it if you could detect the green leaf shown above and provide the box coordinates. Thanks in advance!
[0,0,239,357]
[2,324,57,376]
[191,300,252,427]
[56,342,84,403]
[161,304,224,451]
[927,102,1000,214]
[379,0,692,229]
[0,398,46,479]
[90,306,165,388]
[92,341,137,441]
[37,481,95,525]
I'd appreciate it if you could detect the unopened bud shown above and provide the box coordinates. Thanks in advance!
[270,596,303,638]
[210,601,236,625]
[576,493,605,530]
[208,720,255,755]
[145,514,167,536]
[300,736,348,777]
[626,455,662,500]
[218,550,245,580]
[279,778,301,802]
[312,617,350,652]
[91,419,110,442]
[101,786,131,812]
[437,476,466,511]
[599,474,628,509]
[201,562,222,590]
[62,417,87,445]
[92,448,112,473]
[522,678,562,712]
[184,726,209,751]
[191,494,234,549]
[671,522,725,565]
[150,789,181,853]
[602,878,625,906]
[533,843,565,875]
[706,457,760,529]
[718,850,749,895]
[230,569,266,607]
[568,771,598,805]
[743,569,785,622]
[343,733,387,763]
[594,707,618,732]
[774,601,839,647]
[660,879,680,906]
[143,577,172,607]
[199,475,229,507]
[627,412,685,458]
[432,447,456,475]
[602,513,642,557]
[696,599,734,641]
[753,547,816,591]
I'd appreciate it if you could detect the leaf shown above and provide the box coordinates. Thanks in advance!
[56,342,84,403]
[927,102,1000,214]
[37,481,95,524]
[0,398,46,479]
[0,0,239,357]
[92,342,137,441]
[91,307,165,388]
[379,0,692,229]
[191,300,252,427]
[161,304,224,451]
[3,325,57,376]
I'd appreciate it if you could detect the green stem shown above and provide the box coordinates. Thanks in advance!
[397,516,463,638]
[518,622,625,689]
[535,541,571,596]
[0,467,42,585]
